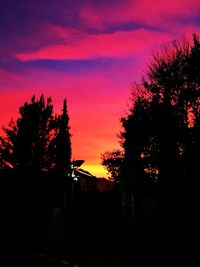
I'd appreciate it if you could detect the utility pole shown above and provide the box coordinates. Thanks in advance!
[64,160,85,264]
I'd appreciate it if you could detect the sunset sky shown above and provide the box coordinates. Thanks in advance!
[1,0,200,177]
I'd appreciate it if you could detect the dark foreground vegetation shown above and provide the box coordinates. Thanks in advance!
[103,34,200,266]
[1,34,200,266]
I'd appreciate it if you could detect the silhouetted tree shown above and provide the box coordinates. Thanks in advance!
[101,149,123,181]
[0,95,72,176]
[55,99,71,175]
[120,34,200,265]
[122,35,199,198]
[50,99,72,208]
[0,95,56,173]
[0,95,72,254]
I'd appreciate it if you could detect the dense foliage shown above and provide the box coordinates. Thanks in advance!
[121,35,200,197]
[0,95,71,175]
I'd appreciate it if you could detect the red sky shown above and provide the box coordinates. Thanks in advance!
[0,0,200,177]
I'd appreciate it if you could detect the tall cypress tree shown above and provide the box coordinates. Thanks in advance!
[55,99,71,175]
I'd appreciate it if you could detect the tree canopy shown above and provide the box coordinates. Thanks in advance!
[101,149,124,181]
[0,95,71,176]
[101,34,200,207]
[120,34,200,208]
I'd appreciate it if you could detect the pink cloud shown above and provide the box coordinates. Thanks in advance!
[39,23,83,41]
[15,29,170,61]
[80,0,200,31]
[129,0,200,30]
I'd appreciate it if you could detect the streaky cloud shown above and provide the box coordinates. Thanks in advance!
[15,29,171,61]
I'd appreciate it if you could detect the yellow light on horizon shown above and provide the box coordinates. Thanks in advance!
[82,164,109,178]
